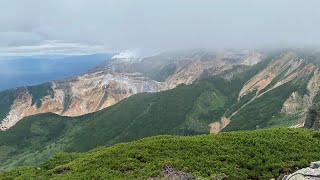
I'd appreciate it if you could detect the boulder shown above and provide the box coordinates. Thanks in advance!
[282,161,320,180]
[148,165,194,180]
[310,161,320,169]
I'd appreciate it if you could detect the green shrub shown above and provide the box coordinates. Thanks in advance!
[2,128,320,179]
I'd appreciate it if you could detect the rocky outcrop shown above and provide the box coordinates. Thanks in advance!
[238,52,304,99]
[209,116,230,134]
[307,68,320,101]
[304,104,320,130]
[0,71,166,130]
[148,165,194,180]
[281,161,320,180]
[281,92,310,114]
[241,52,262,66]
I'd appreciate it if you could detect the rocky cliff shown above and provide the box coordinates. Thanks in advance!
[0,72,166,130]
[304,104,320,130]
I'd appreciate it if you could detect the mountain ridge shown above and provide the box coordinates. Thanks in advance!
[1,48,320,170]
[0,49,262,130]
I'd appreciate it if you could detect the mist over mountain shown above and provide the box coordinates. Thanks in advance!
[1,0,320,54]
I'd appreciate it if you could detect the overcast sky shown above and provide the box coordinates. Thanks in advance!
[1,0,320,56]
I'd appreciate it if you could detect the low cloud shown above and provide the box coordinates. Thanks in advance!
[0,40,108,57]
[112,50,141,59]
[1,0,320,57]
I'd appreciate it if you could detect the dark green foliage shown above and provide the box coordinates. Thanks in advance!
[0,113,79,170]
[68,84,205,152]
[224,90,256,117]
[182,80,233,133]
[42,152,80,170]
[181,74,256,133]
[2,128,320,179]
[224,80,309,131]
[224,60,313,131]
[293,70,314,96]
[0,89,19,120]
[62,88,72,112]
[198,55,275,120]
[0,113,76,148]
[268,111,304,128]
[27,83,54,108]
[0,166,42,179]
[313,92,320,104]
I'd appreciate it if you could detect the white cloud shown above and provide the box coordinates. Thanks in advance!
[1,0,320,55]
[112,50,140,59]
[0,40,110,57]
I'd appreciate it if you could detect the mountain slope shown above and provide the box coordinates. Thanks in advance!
[0,113,79,170]
[0,49,261,130]
[221,50,320,132]
[0,72,166,130]
[0,62,267,170]
[2,49,320,170]
[0,78,232,169]
[2,128,320,179]
[2,49,320,171]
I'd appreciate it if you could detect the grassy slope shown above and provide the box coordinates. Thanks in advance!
[67,83,206,152]
[2,128,320,179]
[224,83,299,131]
[0,113,80,170]
[224,70,313,131]
[268,110,304,128]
